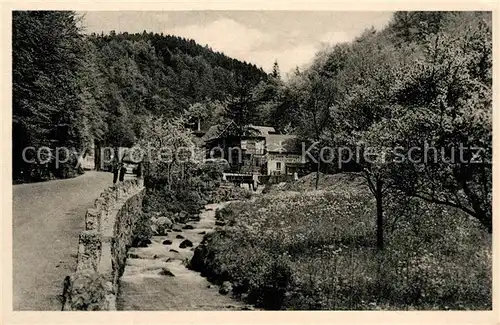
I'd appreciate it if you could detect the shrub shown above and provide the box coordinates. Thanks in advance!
[142,186,206,217]
[140,159,230,236]
[212,185,253,203]
[130,211,153,247]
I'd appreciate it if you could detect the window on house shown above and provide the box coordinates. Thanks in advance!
[276,162,282,170]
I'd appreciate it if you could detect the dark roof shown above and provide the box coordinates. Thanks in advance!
[202,123,300,153]
[203,123,277,142]
[201,125,226,142]
[247,125,276,136]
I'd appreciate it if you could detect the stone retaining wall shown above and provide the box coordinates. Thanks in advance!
[62,178,145,311]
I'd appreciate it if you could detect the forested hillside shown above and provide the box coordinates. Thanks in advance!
[86,31,270,145]
[12,11,271,182]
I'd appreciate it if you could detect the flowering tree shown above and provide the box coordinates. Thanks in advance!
[328,30,405,250]
[386,13,492,232]
[137,115,195,190]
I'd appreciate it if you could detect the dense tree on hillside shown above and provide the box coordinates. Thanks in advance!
[89,31,268,137]
[271,60,281,79]
[386,11,454,45]
[316,29,405,249]
[13,11,86,181]
[78,40,108,147]
[291,70,335,189]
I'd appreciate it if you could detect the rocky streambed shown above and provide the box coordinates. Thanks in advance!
[116,202,253,310]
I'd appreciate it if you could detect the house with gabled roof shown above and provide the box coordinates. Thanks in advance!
[202,121,305,175]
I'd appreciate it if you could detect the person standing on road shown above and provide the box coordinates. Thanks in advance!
[112,157,120,184]
[119,162,126,182]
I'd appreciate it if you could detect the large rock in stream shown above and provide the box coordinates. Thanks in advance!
[179,239,193,248]
[150,216,173,235]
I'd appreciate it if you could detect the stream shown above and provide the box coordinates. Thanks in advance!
[116,202,252,310]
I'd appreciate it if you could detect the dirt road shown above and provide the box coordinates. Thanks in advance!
[13,171,113,310]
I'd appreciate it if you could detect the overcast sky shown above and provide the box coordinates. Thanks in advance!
[81,11,394,75]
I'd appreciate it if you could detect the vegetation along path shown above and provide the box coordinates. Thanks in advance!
[117,202,253,310]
